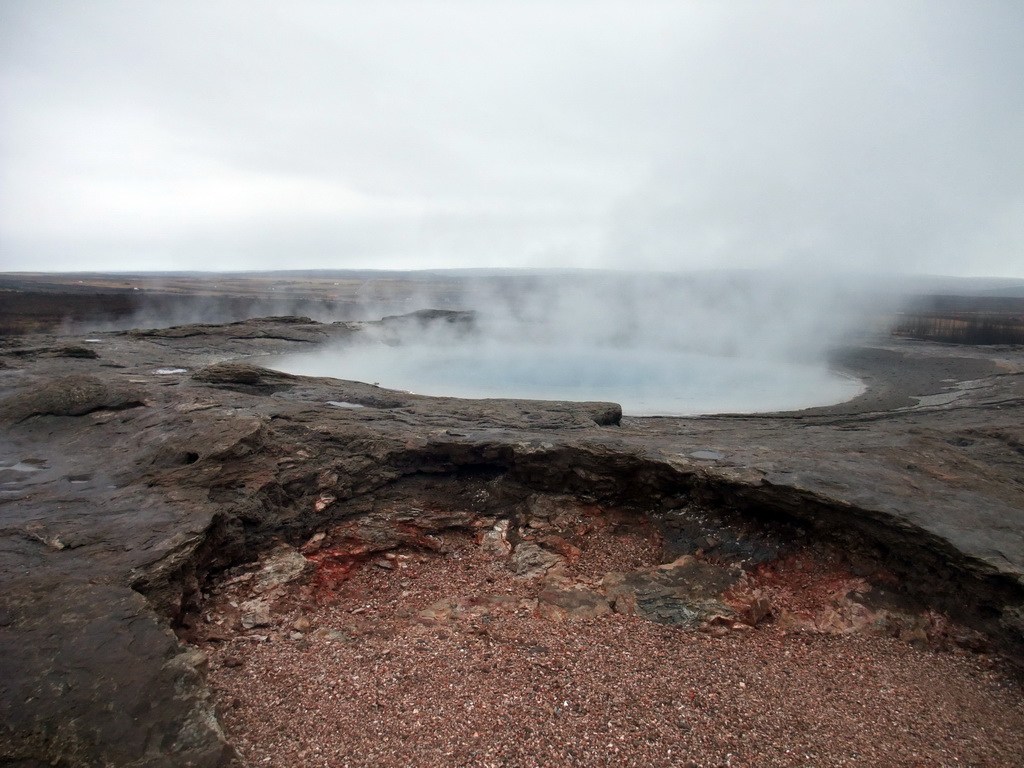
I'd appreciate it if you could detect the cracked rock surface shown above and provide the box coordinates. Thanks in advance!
[1,315,1023,766]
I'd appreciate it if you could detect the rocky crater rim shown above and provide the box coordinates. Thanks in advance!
[150,439,1023,668]
[186,487,998,657]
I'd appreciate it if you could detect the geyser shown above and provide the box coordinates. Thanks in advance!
[270,340,863,416]
[271,272,879,415]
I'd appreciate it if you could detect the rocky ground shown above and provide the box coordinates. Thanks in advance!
[200,524,1024,767]
[1,314,1023,766]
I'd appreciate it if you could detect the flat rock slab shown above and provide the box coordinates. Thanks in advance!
[1,316,1023,765]
[603,556,740,627]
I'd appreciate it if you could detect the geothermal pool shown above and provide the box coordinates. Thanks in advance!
[269,342,864,416]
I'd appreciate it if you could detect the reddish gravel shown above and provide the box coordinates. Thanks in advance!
[201,532,1024,768]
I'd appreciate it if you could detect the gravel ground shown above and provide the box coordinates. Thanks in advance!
[202,530,1024,768]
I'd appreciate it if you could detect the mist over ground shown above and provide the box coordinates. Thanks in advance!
[270,269,886,414]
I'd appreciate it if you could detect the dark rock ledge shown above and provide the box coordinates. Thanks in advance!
[0,315,1022,766]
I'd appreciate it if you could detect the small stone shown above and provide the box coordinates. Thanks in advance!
[252,545,313,593]
[317,470,339,488]
[480,524,512,556]
[312,628,349,643]
[203,625,232,643]
[301,532,327,554]
[538,584,611,620]
[293,616,311,633]
[538,535,582,563]
[899,626,929,646]
[314,493,336,512]
[510,541,563,578]
[239,599,272,629]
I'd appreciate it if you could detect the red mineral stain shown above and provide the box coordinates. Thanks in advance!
[307,548,366,594]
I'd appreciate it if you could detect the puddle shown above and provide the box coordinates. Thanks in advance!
[689,450,724,460]
[910,379,989,408]
[0,459,47,473]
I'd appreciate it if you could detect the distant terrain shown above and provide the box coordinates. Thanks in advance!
[0,271,468,335]
[4,270,1024,342]
[893,293,1024,345]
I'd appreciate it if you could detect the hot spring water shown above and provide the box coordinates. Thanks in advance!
[269,341,864,416]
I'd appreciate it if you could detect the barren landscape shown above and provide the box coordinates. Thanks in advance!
[1,277,1024,767]
[6,0,1024,764]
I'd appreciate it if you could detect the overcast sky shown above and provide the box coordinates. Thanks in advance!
[1,0,1022,277]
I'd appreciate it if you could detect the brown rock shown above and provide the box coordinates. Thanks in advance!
[240,599,272,629]
[537,584,611,620]
[252,545,313,593]
[510,541,564,578]
[538,535,583,563]
[0,374,145,422]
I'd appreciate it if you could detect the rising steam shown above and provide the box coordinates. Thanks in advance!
[271,269,888,415]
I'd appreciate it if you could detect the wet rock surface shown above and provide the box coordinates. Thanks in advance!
[0,314,1023,765]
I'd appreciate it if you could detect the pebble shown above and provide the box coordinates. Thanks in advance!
[203,530,1024,768]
